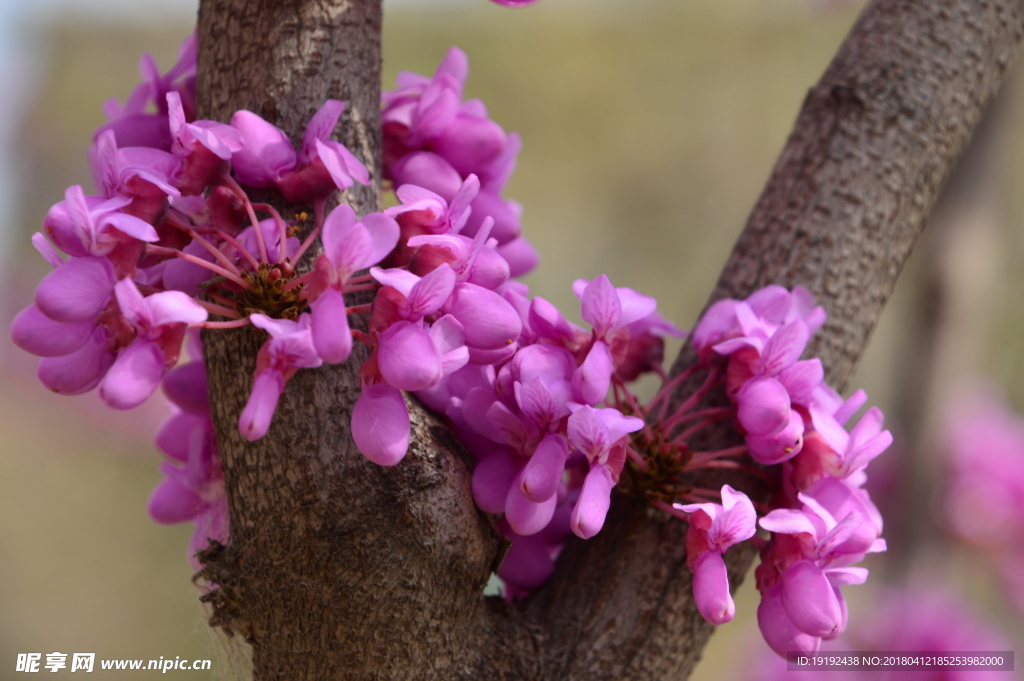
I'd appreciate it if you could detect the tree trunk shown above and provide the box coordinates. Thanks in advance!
[194,0,1024,679]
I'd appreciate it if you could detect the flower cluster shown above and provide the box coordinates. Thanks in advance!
[381,47,536,278]
[688,284,888,655]
[943,386,1024,615]
[410,273,683,596]
[684,287,889,656]
[11,36,892,659]
[9,34,380,562]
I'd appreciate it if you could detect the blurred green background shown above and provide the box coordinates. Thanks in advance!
[2,0,1023,678]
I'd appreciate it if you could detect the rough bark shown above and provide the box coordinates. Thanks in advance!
[195,0,1024,679]
[197,1,510,679]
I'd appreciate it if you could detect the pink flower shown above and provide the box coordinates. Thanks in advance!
[99,278,208,409]
[309,204,399,363]
[44,184,159,261]
[167,91,242,194]
[566,405,644,538]
[238,314,322,440]
[675,485,757,624]
[351,383,411,466]
[230,100,369,201]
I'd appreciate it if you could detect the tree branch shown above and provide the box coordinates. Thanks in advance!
[523,1,1024,679]
[194,0,1024,679]
[197,1,510,678]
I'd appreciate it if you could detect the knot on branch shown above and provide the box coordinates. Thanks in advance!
[194,540,253,643]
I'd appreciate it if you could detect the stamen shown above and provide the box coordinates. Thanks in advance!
[148,245,251,289]
[222,174,269,263]
[253,203,290,263]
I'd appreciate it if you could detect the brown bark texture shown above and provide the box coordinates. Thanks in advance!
[194,0,1024,679]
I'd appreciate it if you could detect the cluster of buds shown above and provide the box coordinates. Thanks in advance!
[683,287,889,655]
[10,35,892,658]
[943,387,1024,615]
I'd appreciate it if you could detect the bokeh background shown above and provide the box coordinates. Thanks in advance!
[2,0,1023,678]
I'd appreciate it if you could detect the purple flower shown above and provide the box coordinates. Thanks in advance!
[574,275,658,340]
[407,217,510,290]
[89,130,182,225]
[675,485,757,624]
[95,32,197,151]
[167,92,242,194]
[371,263,458,324]
[807,405,893,479]
[34,256,118,325]
[566,405,644,538]
[383,47,467,150]
[230,100,369,201]
[238,314,322,440]
[44,184,159,260]
[98,278,208,409]
[692,285,825,359]
[351,383,411,466]
[149,356,228,570]
[228,111,296,187]
[276,100,370,203]
[309,205,399,363]
[567,275,659,404]
[757,491,880,645]
[385,175,479,238]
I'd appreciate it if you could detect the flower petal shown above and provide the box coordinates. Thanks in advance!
[757,585,821,658]
[571,340,613,406]
[781,560,843,638]
[580,275,621,337]
[445,282,522,349]
[99,339,166,409]
[378,321,442,391]
[238,369,285,441]
[35,256,116,324]
[472,446,521,513]
[709,485,757,551]
[505,476,558,536]
[351,383,410,466]
[145,290,208,327]
[148,473,202,525]
[569,463,614,539]
[692,551,735,625]
[37,327,115,395]
[11,304,95,357]
[735,376,791,438]
[760,319,809,375]
[161,361,209,414]
[311,288,353,364]
[520,433,569,503]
